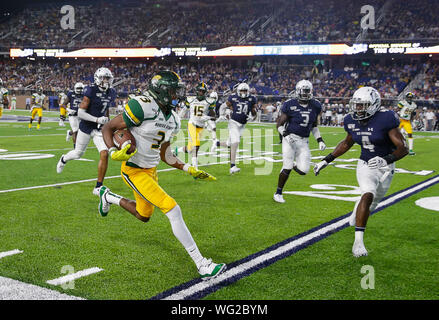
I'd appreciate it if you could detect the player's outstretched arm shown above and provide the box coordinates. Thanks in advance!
[314,133,354,176]
[160,141,216,181]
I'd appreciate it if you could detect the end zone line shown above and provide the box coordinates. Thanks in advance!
[151,175,439,300]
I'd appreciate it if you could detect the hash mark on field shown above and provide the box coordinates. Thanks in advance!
[46,267,104,286]
[0,249,23,259]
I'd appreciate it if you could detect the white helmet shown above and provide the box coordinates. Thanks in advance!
[237,83,250,98]
[349,86,381,121]
[94,67,113,91]
[296,80,313,101]
[74,82,84,94]
[209,91,218,103]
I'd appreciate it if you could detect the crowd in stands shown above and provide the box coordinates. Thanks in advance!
[1,0,438,48]
[1,58,437,103]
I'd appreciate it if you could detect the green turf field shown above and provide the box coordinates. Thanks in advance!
[0,109,438,300]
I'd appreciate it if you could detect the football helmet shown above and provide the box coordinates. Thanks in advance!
[237,83,250,98]
[148,70,186,111]
[94,67,113,91]
[296,80,313,102]
[349,86,381,121]
[37,85,43,94]
[209,91,218,103]
[74,82,84,94]
[405,91,415,103]
[195,82,208,100]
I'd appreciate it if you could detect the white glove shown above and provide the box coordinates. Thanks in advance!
[66,107,75,115]
[319,141,326,151]
[368,156,387,169]
[96,116,109,125]
[246,114,255,122]
[314,160,328,176]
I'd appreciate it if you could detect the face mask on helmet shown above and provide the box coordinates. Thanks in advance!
[74,83,84,94]
[297,87,312,101]
[95,69,113,91]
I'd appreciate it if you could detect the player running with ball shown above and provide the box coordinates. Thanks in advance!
[314,87,408,257]
[100,71,226,281]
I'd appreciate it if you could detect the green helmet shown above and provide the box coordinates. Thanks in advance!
[148,71,186,110]
[405,92,415,102]
[195,82,208,100]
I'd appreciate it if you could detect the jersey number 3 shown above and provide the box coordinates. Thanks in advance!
[152,131,166,149]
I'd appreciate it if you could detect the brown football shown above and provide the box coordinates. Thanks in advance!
[113,129,136,154]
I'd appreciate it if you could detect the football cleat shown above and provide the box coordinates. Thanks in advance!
[273,193,285,203]
[66,130,72,142]
[93,186,102,196]
[56,155,66,173]
[409,150,416,156]
[230,166,240,175]
[198,258,226,281]
[98,186,110,217]
[352,241,368,257]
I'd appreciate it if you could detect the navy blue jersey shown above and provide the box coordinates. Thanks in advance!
[228,94,257,124]
[281,98,322,138]
[80,85,116,134]
[66,90,83,116]
[344,109,400,162]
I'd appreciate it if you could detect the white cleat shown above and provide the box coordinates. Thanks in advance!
[66,130,72,142]
[56,155,66,173]
[230,166,241,175]
[98,186,110,217]
[93,186,102,196]
[273,193,285,203]
[198,257,226,281]
[352,241,368,257]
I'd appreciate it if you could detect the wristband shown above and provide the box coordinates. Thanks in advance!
[182,164,190,172]
[317,137,324,143]
[323,153,336,164]
[383,154,397,165]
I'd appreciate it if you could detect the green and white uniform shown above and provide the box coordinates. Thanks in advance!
[186,96,215,127]
[32,93,46,109]
[0,87,8,114]
[122,92,180,168]
[397,99,417,120]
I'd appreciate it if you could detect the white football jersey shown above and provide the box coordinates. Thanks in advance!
[186,96,215,127]
[32,93,46,108]
[0,87,8,108]
[59,92,68,106]
[397,100,417,121]
[122,93,180,168]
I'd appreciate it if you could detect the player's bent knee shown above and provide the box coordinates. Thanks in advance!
[293,165,308,175]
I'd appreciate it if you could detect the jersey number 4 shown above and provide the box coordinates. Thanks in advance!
[361,135,375,152]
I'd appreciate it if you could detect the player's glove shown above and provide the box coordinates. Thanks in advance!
[96,116,109,125]
[66,107,75,116]
[367,156,388,169]
[313,160,328,176]
[187,166,217,181]
[109,144,137,161]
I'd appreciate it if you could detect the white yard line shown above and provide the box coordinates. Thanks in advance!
[46,267,104,286]
[0,276,84,300]
[0,249,23,259]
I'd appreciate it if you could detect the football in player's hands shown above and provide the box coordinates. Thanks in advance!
[113,129,136,154]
